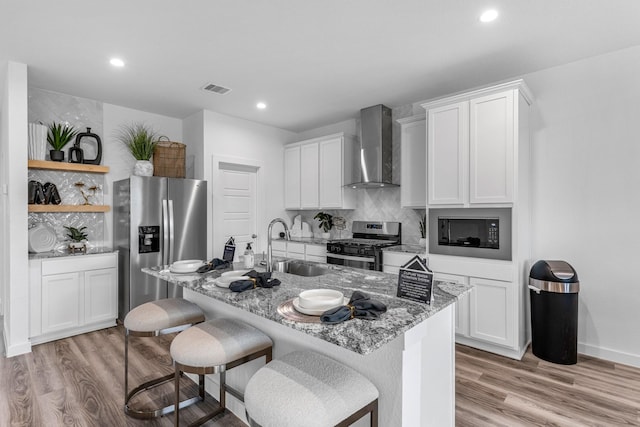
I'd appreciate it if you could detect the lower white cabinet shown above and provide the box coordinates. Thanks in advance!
[270,241,327,263]
[468,277,515,348]
[429,254,526,360]
[30,252,118,345]
[434,272,469,337]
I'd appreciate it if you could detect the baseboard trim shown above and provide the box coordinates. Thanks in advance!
[3,322,32,357]
[578,342,640,368]
[455,335,527,360]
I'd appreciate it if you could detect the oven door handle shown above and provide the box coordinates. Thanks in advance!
[327,253,375,263]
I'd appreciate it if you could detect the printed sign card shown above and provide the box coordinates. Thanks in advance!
[396,255,434,304]
[223,237,236,262]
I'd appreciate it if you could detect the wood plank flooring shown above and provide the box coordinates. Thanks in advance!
[456,344,640,426]
[1,325,639,426]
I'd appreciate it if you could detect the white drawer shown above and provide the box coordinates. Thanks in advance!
[305,244,327,257]
[42,253,117,275]
[287,242,306,255]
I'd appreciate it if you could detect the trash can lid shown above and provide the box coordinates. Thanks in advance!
[529,260,579,293]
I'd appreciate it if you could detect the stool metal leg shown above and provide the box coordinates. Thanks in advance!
[124,324,203,419]
[173,346,272,426]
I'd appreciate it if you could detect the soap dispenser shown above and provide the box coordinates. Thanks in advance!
[243,242,255,269]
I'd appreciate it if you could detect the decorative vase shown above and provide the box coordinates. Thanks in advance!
[133,160,154,176]
[28,123,47,160]
[419,237,427,247]
[49,149,65,162]
[321,232,331,239]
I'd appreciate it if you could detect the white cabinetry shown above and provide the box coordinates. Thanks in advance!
[270,241,327,263]
[398,115,427,208]
[429,254,526,359]
[284,146,302,209]
[423,81,531,207]
[29,252,118,345]
[284,133,356,210]
[300,143,319,209]
[434,272,469,337]
[469,277,515,347]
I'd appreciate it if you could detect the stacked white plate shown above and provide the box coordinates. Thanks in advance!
[169,260,205,273]
[292,289,346,316]
[28,224,58,253]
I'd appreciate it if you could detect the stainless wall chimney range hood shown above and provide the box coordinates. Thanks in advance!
[346,104,398,189]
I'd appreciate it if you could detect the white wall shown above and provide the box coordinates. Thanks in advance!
[193,110,296,259]
[0,62,31,356]
[102,104,183,246]
[525,45,640,366]
[295,118,357,141]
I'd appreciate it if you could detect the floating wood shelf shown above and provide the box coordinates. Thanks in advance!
[28,160,109,174]
[28,204,110,213]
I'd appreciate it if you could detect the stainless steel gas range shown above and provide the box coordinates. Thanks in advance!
[326,221,401,271]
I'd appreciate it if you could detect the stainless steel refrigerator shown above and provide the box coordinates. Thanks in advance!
[113,176,207,321]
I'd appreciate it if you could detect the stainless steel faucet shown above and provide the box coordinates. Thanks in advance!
[267,218,290,272]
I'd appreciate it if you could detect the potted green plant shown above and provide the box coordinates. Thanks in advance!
[47,122,78,162]
[419,214,427,246]
[116,123,158,176]
[314,212,334,239]
[64,225,88,252]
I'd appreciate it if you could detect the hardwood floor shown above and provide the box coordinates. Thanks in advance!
[2,325,639,426]
[456,344,640,426]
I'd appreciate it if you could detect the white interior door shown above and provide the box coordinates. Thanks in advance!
[213,161,259,262]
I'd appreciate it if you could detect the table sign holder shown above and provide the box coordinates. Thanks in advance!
[396,255,434,304]
[223,237,236,262]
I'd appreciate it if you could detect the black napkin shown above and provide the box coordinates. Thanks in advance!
[320,291,387,324]
[196,258,231,273]
[229,270,281,292]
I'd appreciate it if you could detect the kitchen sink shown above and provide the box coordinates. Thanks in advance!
[272,260,329,277]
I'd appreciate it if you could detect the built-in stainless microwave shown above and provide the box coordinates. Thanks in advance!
[428,208,512,261]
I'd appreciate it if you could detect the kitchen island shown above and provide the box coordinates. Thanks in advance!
[143,261,471,426]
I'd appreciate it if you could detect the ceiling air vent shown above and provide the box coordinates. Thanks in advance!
[201,83,232,95]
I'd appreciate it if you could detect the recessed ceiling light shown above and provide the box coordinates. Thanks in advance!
[110,58,125,67]
[479,9,499,23]
[256,102,267,110]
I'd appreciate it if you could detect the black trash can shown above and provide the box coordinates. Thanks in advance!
[529,260,580,365]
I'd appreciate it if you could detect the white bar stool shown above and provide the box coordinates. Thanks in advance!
[244,350,379,427]
[124,298,205,419]
[170,318,273,426]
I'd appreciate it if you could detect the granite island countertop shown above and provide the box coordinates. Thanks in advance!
[142,261,471,355]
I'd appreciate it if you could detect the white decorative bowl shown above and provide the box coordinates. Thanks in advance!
[298,289,344,311]
[170,259,204,273]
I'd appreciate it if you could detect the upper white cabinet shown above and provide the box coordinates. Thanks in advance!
[284,146,301,209]
[284,133,357,210]
[397,115,427,208]
[422,81,531,207]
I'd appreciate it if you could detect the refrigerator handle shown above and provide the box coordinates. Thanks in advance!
[168,199,175,264]
[162,199,169,266]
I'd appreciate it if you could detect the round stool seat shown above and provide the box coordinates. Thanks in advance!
[245,350,379,427]
[170,318,273,368]
[124,298,205,332]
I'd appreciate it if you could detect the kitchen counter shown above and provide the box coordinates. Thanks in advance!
[143,260,470,426]
[143,262,469,355]
[28,246,116,260]
[272,236,330,244]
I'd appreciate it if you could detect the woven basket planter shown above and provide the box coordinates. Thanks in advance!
[153,138,185,178]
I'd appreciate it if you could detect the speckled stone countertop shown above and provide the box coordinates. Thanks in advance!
[29,247,117,260]
[142,261,471,355]
[383,244,427,254]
